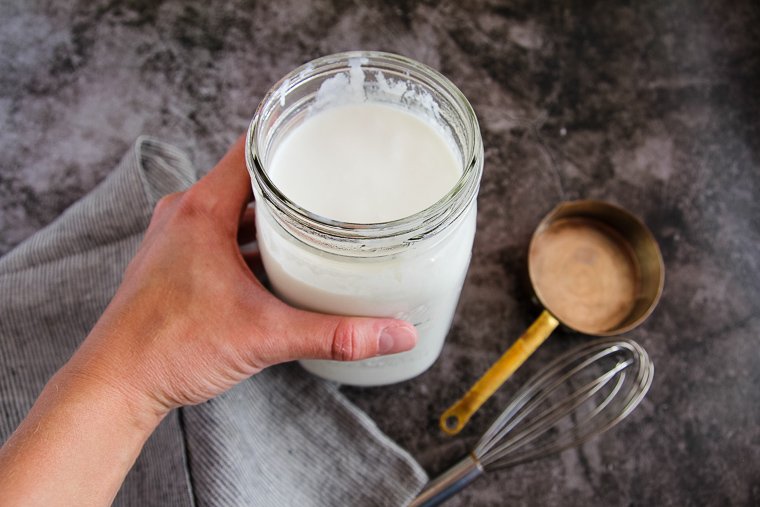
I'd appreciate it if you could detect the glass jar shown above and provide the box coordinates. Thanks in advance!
[245,51,483,386]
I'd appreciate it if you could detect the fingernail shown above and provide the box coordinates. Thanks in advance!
[378,325,418,355]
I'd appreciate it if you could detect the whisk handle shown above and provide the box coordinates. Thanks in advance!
[408,456,484,507]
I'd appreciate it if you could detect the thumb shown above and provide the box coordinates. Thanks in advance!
[252,299,418,366]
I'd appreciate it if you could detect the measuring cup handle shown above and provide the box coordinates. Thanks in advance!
[439,310,560,435]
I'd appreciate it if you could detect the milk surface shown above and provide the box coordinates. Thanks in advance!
[257,101,476,385]
[269,103,461,223]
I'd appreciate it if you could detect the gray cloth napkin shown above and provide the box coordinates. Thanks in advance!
[0,137,428,506]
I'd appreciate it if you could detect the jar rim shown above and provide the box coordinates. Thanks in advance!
[245,50,483,243]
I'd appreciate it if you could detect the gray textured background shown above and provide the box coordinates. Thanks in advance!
[1,1,759,505]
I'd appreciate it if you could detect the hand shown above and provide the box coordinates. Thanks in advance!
[68,135,418,417]
[0,135,417,507]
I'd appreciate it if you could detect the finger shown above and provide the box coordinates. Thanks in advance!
[253,300,418,366]
[192,134,252,222]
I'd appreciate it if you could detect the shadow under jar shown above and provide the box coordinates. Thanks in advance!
[245,51,483,386]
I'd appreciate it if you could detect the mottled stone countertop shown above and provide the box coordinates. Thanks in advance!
[2,1,758,505]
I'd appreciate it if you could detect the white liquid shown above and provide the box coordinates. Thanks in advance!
[257,102,476,385]
[269,104,461,223]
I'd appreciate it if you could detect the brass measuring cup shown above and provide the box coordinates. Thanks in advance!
[440,200,664,435]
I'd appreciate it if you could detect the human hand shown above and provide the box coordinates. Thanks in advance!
[0,136,418,506]
[65,135,418,420]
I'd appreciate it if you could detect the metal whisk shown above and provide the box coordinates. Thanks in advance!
[410,338,653,507]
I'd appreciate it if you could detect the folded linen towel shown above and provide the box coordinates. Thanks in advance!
[0,137,428,506]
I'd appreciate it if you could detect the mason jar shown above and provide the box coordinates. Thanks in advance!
[245,51,483,386]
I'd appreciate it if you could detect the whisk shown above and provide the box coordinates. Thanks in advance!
[410,338,653,507]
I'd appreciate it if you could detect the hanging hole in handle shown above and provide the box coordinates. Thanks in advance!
[441,413,463,435]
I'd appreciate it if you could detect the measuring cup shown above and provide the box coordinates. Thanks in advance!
[440,200,664,435]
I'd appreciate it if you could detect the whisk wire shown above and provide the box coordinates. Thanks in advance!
[488,370,630,468]
[477,342,625,448]
[475,344,635,461]
[479,360,629,467]
[478,339,652,469]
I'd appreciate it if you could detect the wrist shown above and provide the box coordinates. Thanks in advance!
[57,357,168,438]
[0,357,166,506]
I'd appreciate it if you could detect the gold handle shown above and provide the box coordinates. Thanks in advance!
[439,310,560,435]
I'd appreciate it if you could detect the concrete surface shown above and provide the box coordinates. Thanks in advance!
[1,1,758,505]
